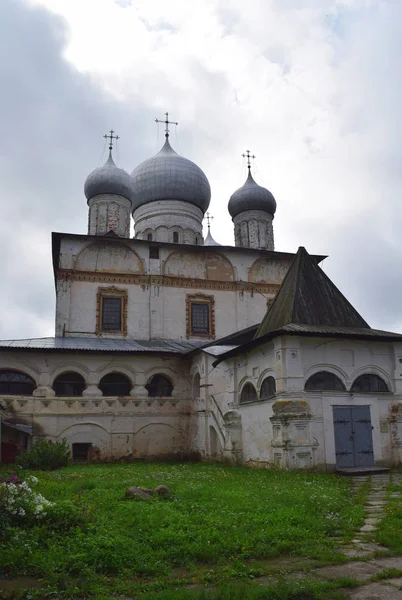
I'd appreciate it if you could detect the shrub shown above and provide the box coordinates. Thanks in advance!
[0,475,52,533]
[45,500,83,532]
[16,439,70,471]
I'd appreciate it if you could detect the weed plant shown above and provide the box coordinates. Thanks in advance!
[0,463,365,599]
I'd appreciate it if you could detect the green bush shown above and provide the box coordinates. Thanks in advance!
[44,499,83,531]
[16,439,70,471]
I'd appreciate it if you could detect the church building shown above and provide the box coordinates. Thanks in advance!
[1,117,402,471]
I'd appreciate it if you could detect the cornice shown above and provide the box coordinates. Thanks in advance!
[56,270,280,294]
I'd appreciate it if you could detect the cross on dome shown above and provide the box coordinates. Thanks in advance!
[155,112,178,138]
[205,211,214,232]
[104,129,120,151]
[242,150,255,170]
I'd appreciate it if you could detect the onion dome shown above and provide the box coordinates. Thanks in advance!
[228,169,276,218]
[84,152,134,205]
[131,137,211,214]
[204,228,221,246]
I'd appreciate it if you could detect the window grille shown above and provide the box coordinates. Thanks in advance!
[191,303,210,334]
[305,371,346,391]
[0,370,36,395]
[351,374,389,393]
[101,297,122,331]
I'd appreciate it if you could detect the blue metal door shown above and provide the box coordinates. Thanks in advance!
[333,406,374,468]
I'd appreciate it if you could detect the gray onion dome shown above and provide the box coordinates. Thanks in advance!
[228,170,276,218]
[84,152,134,205]
[131,137,211,214]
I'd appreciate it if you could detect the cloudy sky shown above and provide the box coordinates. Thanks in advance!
[0,0,401,339]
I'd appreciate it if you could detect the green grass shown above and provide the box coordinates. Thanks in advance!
[0,463,366,599]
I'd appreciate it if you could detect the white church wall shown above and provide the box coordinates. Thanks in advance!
[0,350,195,461]
[55,235,291,341]
[202,335,402,470]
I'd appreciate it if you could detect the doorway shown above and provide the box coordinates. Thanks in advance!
[333,406,374,468]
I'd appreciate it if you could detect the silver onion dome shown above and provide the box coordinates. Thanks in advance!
[228,170,276,218]
[131,137,211,214]
[84,152,134,205]
[204,229,221,246]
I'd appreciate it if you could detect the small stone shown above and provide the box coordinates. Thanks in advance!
[138,487,154,496]
[125,486,152,501]
[360,524,376,532]
[154,485,171,496]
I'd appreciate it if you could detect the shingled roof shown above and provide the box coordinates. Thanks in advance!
[254,246,369,339]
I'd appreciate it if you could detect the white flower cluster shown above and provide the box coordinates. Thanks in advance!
[0,478,53,520]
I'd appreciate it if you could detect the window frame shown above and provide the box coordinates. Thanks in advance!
[0,370,36,396]
[145,374,173,397]
[53,371,86,397]
[304,371,346,392]
[96,287,128,335]
[186,293,215,339]
[351,374,389,393]
[260,376,276,400]
[240,382,258,404]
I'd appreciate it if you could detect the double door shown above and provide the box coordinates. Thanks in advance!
[333,406,374,468]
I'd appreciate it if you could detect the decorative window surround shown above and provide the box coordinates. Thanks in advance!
[186,293,215,339]
[96,287,128,335]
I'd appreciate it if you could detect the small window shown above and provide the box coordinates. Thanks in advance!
[351,374,389,393]
[186,294,215,338]
[260,376,276,400]
[305,371,346,392]
[192,373,201,400]
[195,237,199,245]
[191,303,210,335]
[147,233,153,241]
[53,372,86,397]
[102,297,122,331]
[149,246,160,259]
[72,443,91,463]
[173,231,179,243]
[240,382,257,404]
[145,374,173,397]
[99,373,132,396]
[97,288,127,335]
[0,370,36,395]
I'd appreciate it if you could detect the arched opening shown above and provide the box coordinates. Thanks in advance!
[0,370,36,395]
[99,372,132,396]
[260,376,276,400]
[53,372,86,397]
[195,237,199,245]
[305,371,346,392]
[173,231,179,243]
[240,382,257,404]
[351,374,389,393]
[192,373,201,400]
[147,233,153,241]
[145,374,173,397]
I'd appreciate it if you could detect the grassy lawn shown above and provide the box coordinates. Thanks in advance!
[0,463,365,599]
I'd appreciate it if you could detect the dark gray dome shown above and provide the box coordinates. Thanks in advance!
[228,170,276,218]
[84,152,134,205]
[131,137,211,214]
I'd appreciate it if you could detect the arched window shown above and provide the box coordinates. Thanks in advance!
[305,371,346,392]
[351,374,389,393]
[192,373,201,400]
[53,372,86,397]
[260,376,276,400]
[0,370,36,395]
[240,382,257,404]
[99,373,132,396]
[173,231,179,243]
[145,374,173,397]
[195,237,199,246]
[147,233,153,241]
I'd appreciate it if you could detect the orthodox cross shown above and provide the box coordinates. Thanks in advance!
[205,211,213,232]
[155,112,178,138]
[104,129,119,151]
[242,150,255,170]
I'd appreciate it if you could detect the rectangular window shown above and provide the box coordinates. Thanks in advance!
[96,287,128,335]
[101,297,122,331]
[149,246,160,259]
[186,294,215,338]
[191,303,210,334]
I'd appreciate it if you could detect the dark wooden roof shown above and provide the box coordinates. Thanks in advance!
[254,246,369,339]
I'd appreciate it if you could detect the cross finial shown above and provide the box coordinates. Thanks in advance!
[104,129,120,151]
[155,112,178,138]
[242,150,256,170]
[205,211,214,232]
